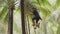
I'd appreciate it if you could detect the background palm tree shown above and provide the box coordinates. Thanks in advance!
[7,0,15,34]
[20,0,26,34]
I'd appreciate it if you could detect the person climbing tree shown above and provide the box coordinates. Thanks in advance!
[31,7,42,29]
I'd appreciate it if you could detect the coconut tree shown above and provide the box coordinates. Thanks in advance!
[7,0,15,34]
[0,0,15,34]
[20,0,26,34]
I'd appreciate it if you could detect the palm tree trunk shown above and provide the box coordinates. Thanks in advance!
[21,0,26,34]
[44,24,47,34]
[27,16,30,34]
[43,22,47,34]
[8,5,14,34]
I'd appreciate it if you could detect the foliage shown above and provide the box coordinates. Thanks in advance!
[0,0,60,34]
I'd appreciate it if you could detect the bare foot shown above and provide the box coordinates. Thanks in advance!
[32,24,35,26]
[36,23,40,28]
[34,26,37,29]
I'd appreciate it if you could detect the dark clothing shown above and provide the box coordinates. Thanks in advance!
[33,9,40,17]
[32,9,42,23]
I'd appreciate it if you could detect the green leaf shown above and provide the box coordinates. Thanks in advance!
[40,7,51,17]
[57,26,60,34]
[41,0,52,7]
[36,0,41,5]
[36,0,52,10]
[55,0,60,7]
[3,13,8,23]
[0,6,7,20]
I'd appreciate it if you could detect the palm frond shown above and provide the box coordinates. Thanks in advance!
[40,7,51,17]
[53,0,60,10]
[55,0,60,7]
[37,0,52,7]
[0,6,7,20]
